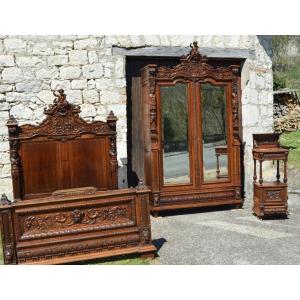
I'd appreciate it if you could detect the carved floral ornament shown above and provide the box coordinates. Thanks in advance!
[6,89,117,141]
[24,206,129,232]
[156,41,240,81]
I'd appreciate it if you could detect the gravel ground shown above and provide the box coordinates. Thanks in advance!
[151,193,300,264]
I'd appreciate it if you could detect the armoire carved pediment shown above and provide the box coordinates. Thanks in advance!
[156,42,239,81]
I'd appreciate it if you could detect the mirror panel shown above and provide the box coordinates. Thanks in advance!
[201,83,229,182]
[160,83,190,184]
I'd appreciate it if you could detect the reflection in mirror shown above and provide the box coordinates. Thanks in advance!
[160,83,190,184]
[201,83,228,181]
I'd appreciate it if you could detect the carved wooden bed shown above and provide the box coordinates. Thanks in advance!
[0,90,156,264]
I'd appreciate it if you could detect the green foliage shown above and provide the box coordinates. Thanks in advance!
[279,131,300,168]
[272,36,300,92]
[75,255,151,265]
[279,131,300,149]
[288,148,300,168]
[273,72,286,90]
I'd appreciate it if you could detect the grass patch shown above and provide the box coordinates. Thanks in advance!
[279,131,300,168]
[83,256,151,265]
[280,131,300,149]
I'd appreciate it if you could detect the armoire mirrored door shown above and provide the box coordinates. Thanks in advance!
[137,41,243,213]
[159,82,193,186]
[159,80,231,189]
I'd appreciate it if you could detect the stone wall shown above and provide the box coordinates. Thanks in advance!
[0,35,273,201]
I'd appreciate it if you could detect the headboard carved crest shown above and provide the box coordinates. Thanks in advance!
[7,89,116,141]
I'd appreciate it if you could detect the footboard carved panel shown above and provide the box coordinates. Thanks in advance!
[1,188,155,264]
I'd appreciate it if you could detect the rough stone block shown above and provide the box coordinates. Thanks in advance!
[16,81,41,92]
[95,78,114,91]
[255,74,266,90]
[37,90,55,104]
[88,51,98,63]
[4,38,27,53]
[0,141,9,152]
[35,67,59,80]
[32,42,54,55]
[83,90,99,104]
[59,66,81,79]
[10,104,33,120]
[159,35,171,46]
[95,104,107,119]
[82,63,103,79]
[144,35,161,46]
[106,104,126,117]
[0,85,13,93]
[87,79,96,89]
[74,38,99,50]
[117,36,131,48]
[130,35,145,47]
[71,79,87,90]
[52,40,73,49]
[50,80,71,90]
[47,55,68,66]
[64,90,82,104]
[169,35,183,46]
[104,35,119,46]
[100,91,126,104]
[0,111,9,123]
[0,152,10,164]
[0,55,15,67]
[80,103,97,117]
[0,164,11,178]
[115,79,126,88]
[69,50,88,65]
[33,107,46,120]
[242,104,259,127]
[0,101,10,111]
[114,56,125,78]
[2,67,23,83]
[16,56,42,67]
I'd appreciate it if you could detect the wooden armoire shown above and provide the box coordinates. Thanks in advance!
[132,42,244,214]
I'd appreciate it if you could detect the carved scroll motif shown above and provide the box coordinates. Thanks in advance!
[24,206,128,232]
[267,191,281,200]
[230,65,241,140]
[18,236,140,263]
[149,68,158,142]
[6,116,22,200]
[161,191,235,204]
[14,90,111,141]
[140,227,151,245]
[156,42,234,81]
[107,111,118,174]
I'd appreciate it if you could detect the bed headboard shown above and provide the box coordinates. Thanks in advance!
[7,89,118,201]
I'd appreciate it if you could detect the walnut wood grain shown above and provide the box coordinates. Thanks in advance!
[0,90,156,264]
[137,42,243,214]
